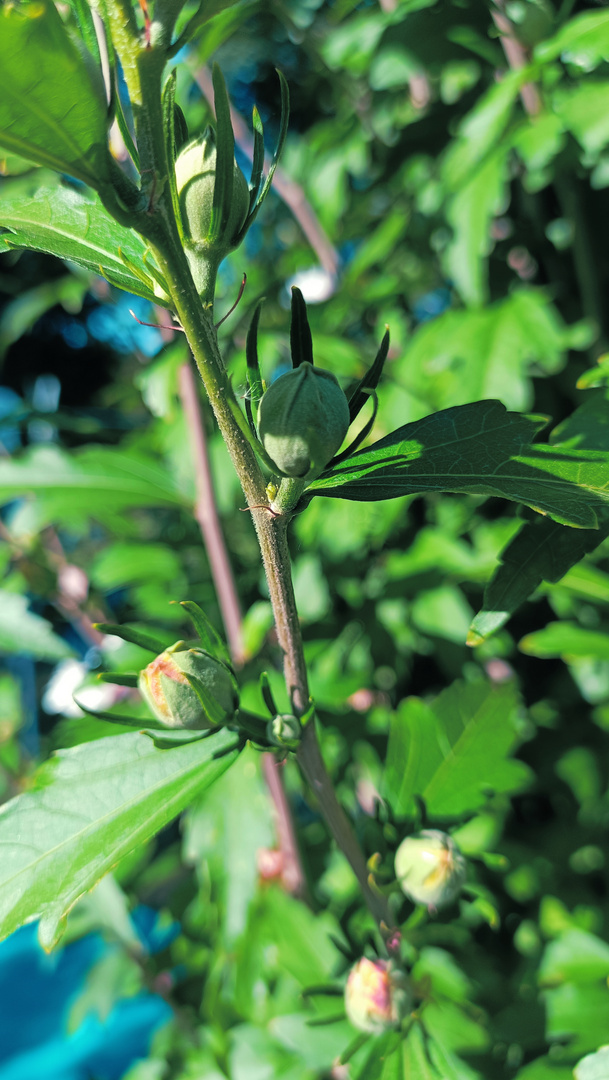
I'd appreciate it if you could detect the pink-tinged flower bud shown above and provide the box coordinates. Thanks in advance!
[395,830,466,910]
[138,641,238,730]
[344,958,411,1035]
[257,362,350,479]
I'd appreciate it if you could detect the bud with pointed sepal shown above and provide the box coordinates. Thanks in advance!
[395,830,466,909]
[175,127,249,253]
[345,958,411,1035]
[138,641,239,731]
[257,362,350,479]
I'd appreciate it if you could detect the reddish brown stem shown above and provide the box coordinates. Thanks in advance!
[178,361,245,665]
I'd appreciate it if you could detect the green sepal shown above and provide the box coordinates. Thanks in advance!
[327,389,378,469]
[226,393,283,475]
[110,51,140,171]
[176,600,230,663]
[302,984,345,998]
[117,248,159,300]
[249,106,265,213]
[142,250,171,300]
[209,63,236,245]
[306,1013,347,1027]
[182,671,230,727]
[237,70,289,241]
[290,287,314,368]
[301,698,316,726]
[162,69,184,241]
[245,299,265,435]
[338,1033,371,1064]
[260,671,278,717]
[97,672,140,688]
[347,328,389,425]
[72,697,165,729]
[93,622,169,653]
[233,708,270,743]
[173,104,189,154]
[140,727,212,749]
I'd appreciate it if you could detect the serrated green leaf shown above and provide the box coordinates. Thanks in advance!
[383,681,530,818]
[307,400,609,529]
[399,289,577,414]
[0,728,240,949]
[0,590,74,661]
[0,182,162,303]
[0,0,110,187]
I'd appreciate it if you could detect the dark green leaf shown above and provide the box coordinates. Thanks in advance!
[0,728,240,948]
[0,0,110,187]
[0,182,162,303]
[469,389,609,644]
[383,681,531,818]
[307,400,609,530]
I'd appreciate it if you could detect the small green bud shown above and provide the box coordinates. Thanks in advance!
[395,830,466,910]
[138,641,238,730]
[175,129,249,252]
[257,362,350,478]
[345,958,411,1035]
[266,713,301,750]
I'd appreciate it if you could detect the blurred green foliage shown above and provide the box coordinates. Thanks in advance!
[1,0,609,1077]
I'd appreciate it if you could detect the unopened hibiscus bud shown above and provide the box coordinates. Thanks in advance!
[395,830,466,909]
[345,958,411,1035]
[175,128,249,252]
[139,641,238,730]
[257,362,350,479]
[266,713,301,750]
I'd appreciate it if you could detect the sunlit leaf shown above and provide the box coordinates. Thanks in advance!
[307,400,609,529]
[0,181,162,303]
[0,728,240,949]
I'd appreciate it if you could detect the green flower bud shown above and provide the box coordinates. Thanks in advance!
[138,641,238,730]
[345,958,411,1035]
[257,362,350,479]
[175,129,249,252]
[395,830,466,910]
[266,713,301,750]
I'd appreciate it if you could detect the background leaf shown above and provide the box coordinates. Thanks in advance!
[383,681,530,817]
[0,590,74,660]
